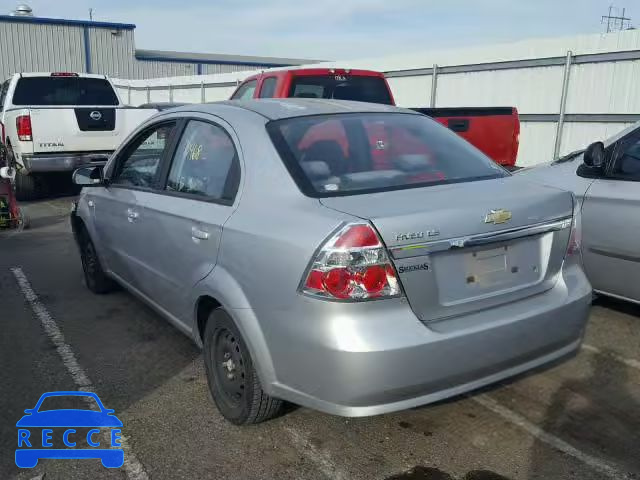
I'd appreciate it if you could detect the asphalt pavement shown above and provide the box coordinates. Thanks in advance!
[1,196,639,480]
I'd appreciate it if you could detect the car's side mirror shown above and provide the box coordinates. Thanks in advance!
[577,141,607,178]
[0,166,16,181]
[73,166,104,186]
[583,141,605,168]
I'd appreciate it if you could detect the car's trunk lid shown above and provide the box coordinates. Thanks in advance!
[320,177,573,322]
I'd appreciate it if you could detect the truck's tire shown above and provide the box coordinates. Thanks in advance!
[7,147,46,201]
[15,171,39,201]
[203,308,284,425]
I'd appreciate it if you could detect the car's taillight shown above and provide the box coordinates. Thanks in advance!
[301,222,402,301]
[567,195,582,257]
[16,115,32,141]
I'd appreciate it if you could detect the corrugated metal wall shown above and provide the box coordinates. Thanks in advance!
[88,28,136,78]
[0,19,270,81]
[0,21,85,79]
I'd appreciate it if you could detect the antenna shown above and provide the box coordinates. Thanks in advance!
[601,5,633,32]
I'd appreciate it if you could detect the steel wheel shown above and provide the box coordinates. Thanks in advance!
[212,328,247,408]
[203,308,284,424]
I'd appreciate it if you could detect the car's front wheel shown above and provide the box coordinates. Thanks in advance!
[80,233,117,294]
[203,308,284,425]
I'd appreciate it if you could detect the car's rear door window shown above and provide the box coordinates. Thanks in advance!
[165,120,240,203]
[289,75,392,104]
[231,80,257,100]
[12,77,119,105]
[268,113,506,197]
[111,123,177,189]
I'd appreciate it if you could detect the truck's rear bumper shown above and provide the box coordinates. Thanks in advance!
[21,152,112,173]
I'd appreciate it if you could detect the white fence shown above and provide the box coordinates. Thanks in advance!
[113,30,640,167]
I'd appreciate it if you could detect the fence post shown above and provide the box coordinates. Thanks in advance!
[146,86,151,103]
[553,51,573,160]
[201,81,205,103]
[430,64,438,108]
[168,84,173,102]
[127,85,131,105]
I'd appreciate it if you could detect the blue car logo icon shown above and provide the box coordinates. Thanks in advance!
[16,391,124,468]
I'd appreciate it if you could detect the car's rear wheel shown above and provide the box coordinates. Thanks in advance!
[203,308,283,425]
[80,233,117,294]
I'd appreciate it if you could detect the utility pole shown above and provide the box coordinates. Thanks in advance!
[89,8,93,21]
[601,5,632,32]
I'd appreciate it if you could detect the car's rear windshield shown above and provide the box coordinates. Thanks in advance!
[288,75,393,105]
[268,113,507,197]
[12,77,119,106]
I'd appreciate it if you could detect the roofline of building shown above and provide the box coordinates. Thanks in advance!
[134,49,319,67]
[0,14,136,30]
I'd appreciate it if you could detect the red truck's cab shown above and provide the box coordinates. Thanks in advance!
[231,68,519,168]
[231,68,395,105]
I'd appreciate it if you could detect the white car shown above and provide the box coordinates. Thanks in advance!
[0,72,156,199]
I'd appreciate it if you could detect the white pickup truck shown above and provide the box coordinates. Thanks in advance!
[0,72,156,199]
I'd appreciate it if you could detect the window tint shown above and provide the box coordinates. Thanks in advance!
[259,77,277,98]
[112,123,176,188]
[268,113,506,197]
[166,121,239,202]
[12,77,119,106]
[289,76,393,105]
[614,137,640,180]
[231,80,257,100]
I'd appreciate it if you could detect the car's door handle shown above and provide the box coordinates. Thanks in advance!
[126,208,139,222]
[191,227,210,240]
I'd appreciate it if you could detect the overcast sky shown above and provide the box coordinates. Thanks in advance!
[8,1,636,59]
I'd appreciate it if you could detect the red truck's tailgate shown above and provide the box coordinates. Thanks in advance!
[413,107,520,168]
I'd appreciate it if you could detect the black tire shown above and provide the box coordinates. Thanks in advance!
[79,232,116,294]
[8,146,46,201]
[203,308,283,425]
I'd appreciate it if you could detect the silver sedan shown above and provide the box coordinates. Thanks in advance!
[71,99,591,425]
[517,122,640,305]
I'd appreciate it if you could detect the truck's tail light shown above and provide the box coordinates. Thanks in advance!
[301,222,402,301]
[16,115,32,141]
[567,195,582,258]
[51,72,79,77]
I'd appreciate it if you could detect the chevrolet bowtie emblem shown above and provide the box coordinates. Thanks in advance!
[484,209,512,225]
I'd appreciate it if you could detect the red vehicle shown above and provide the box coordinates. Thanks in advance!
[230,68,520,168]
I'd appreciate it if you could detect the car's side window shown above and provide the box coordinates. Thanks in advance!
[231,80,257,100]
[111,122,177,188]
[165,120,240,202]
[259,77,277,98]
[612,136,640,181]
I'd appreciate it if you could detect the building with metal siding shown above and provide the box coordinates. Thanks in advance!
[0,13,314,80]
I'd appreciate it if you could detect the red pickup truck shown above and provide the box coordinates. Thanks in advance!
[231,68,520,168]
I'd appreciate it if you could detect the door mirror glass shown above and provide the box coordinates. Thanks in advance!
[0,166,16,180]
[583,141,605,168]
[72,166,103,186]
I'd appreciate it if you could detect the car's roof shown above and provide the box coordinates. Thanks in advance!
[173,98,415,121]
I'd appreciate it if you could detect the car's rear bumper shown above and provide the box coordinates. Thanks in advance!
[242,262,591,417]
[21,152,112,173]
